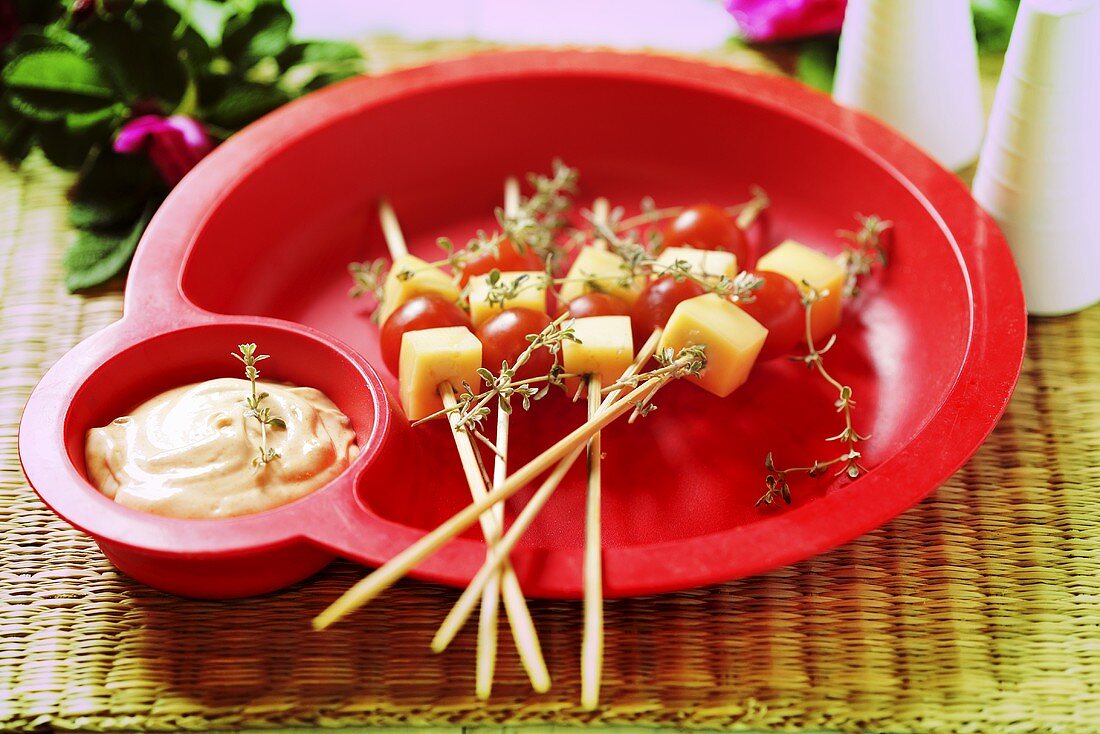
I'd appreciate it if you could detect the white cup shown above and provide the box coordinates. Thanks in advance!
[989,217,1100,316]
[834,0,985,171]
[973,0,1100,315]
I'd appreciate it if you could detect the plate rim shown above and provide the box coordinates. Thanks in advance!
[23,49,1028,598]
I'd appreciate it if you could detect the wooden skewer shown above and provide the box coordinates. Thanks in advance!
[471,180,517,700]
[430,328,662,651]
[581,196,610,709]
[378,198,409,258]
[735,189,768,231]
[472,176,550,697]
[504,175,521,218]
[496,178,552,692]
[313,355,665,630]
[370,198,548,694]
[438,383,548,696]
[592,197,610,252]
[581,372,603,710]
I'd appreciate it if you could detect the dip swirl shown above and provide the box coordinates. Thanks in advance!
[85,378,358,519]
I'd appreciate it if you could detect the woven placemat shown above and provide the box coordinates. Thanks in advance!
[2,38,1099,734]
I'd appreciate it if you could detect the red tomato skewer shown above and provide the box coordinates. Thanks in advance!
[661,203,748,266]
[631,276,706,343]
[734,271,804,361]
[561,292,630,319]
[380,294,470,374]
[374,196,549,696]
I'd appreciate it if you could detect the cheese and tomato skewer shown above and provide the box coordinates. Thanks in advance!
[376,199,550,695]
[580,195,612,710]
[429,266,811,648]
[327,186,852,656]
[431,326,661,654]
[314,334,687,630]
[475,176,525,698]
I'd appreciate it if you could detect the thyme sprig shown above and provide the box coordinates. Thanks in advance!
[600,344,709,422]
[611,187,774,235]
[502,159,580,262]
[348,259,389,302]
[584,211,765,303]
[232,344,286,468]
[757,285,870,506]
[757,212,890,506]
[411,315,579,450]
[838,214,892,298]
[347,162,577,319]
[483,270,536,309]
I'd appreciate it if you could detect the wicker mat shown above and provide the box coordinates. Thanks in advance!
[2,39,1100,734]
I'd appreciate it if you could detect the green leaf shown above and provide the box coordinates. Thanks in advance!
[133,0,214,69]
[302,67,362,93]
[83,15,189,110]
[165,0,229,47]
[2,31,66,62]
[299,41,363,64]
[69,148,155,229]
[36,123,98,170]
[795,37,839,93]
[64,202,157,292]
[278,40,362,69]
[2,48,119,121]
[222,2,293,67]
[203,80,289,129]
[42,25,93,56]
[67,103,127,133]
[2,48,117,99]
[0,101,34,165]
[973,0,1020,55]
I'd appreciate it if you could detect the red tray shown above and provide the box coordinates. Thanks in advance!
[19,51,1026,600]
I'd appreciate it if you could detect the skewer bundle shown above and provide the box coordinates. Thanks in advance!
[323,163,891,706]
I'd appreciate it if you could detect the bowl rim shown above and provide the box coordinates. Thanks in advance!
[19,49,1026,596]
[19,314,395,557]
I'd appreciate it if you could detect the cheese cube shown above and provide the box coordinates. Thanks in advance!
[399,326,482,421]
[467,270,548,327]
[756,240,844,343]
[558,247,644,306]
[657,293,767,397]
[654,247,738,281]
[562,316,635,387]
[378,254,461,325]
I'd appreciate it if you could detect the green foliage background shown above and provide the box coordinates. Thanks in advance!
[0,0,366,291]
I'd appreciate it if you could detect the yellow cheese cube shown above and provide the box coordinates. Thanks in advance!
[467,270,548,327]
[399,326,482,421]
[654,247,738,281]
[657,293,767,397]
[378,254,461,325]
[558,247,644,306]
[756,240,844,343]
[562,316,635,387]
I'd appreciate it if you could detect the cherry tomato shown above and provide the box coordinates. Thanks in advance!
[460,239,543,286]
[631,276,706,340]
[477,308,554,379]
[662,204,748,266]
[736,271,804,361]
[560,293,630,319]
[380,294,470,374]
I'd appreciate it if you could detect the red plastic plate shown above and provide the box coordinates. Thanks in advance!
[19,51,1025,599]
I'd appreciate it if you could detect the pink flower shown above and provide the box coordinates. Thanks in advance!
[114,115,214,186]
[725,0,847,42]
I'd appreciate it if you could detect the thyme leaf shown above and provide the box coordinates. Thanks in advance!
[232,343,285,467]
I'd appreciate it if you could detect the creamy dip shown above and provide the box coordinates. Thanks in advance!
[85,378,358,519]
